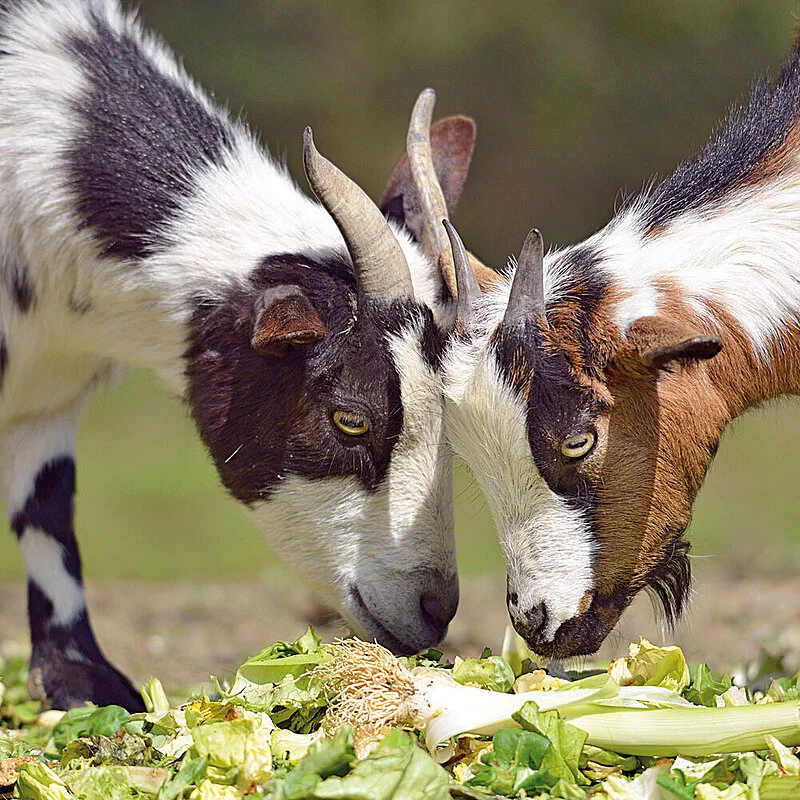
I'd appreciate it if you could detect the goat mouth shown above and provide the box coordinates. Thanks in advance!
[346,584,422,656]
[519,593,630,660]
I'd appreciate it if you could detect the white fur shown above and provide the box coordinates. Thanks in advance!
[249,319,455,647]
[0,410,80,514]
[18,529,85,627]
[147,133,443,329]
[560,172,800,353]
[443,332,594,641]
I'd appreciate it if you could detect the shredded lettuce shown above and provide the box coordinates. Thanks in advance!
[3,631,800,799]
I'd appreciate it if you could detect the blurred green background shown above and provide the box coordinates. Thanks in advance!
[2,0,799,581]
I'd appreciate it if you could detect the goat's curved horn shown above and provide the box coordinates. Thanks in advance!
[503,228,545,328]
[406,88,457,300]
[442,219,479,330]
[303,127,414,300]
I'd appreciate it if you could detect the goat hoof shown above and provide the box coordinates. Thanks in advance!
[28,651,145,713]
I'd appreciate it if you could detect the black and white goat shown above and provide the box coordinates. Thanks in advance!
[0,0,479,710]
[441,33,800,659]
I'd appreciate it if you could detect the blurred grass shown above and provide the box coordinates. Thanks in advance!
[0,371,797,581]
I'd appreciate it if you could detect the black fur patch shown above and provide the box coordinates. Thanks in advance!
[26,583,95,653]
[12,268,34,312]
[26,584,144,711]
[493,323,603,511]
[382,194,406,229]
[11,457,81,579]
[186,254,439,505]
[0,334,7,391]
[13,458,144,710]
[68,17,232,260]
[644,535,691,627]
[640,43,800,232]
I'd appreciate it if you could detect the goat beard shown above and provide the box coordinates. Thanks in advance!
[642,534,692,629]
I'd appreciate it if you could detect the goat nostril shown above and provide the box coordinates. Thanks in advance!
[507,590,519,609]
[526,601,548,640]
[420,592,452,629]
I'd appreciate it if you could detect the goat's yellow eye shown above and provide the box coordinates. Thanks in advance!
[332,410,370,436]
[561,431,595,460]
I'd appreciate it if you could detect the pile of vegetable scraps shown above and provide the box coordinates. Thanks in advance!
[2,628,800,799]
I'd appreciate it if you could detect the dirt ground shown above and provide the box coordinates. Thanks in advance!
[1,564,799,695]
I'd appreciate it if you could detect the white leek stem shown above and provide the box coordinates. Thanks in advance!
[314,640,800,758]
[564,703,800,757]
[418,669,615,750]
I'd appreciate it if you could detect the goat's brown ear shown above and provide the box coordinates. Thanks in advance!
[379,115,476,240]
[251,285,327,357]
[626,315,722,370]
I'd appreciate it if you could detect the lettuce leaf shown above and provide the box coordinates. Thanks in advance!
[609,639,690,693]
[453,656,515,693]
[683,664,732,708]
[513,701,588,786]
[310,728,450,800]
[52,706,131,752]
[16,760,75,800]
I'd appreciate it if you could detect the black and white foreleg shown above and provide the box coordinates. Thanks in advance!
[2,412,144,711]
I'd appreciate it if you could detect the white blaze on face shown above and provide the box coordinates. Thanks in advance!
[443,333,595,642]
[250,319,455,648]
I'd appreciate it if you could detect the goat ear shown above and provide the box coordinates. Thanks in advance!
[251,285,327,357]
[379,115,476,241]
[626,315,722,370]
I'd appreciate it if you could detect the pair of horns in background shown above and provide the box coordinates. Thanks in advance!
[444,221,544,331]
[305,87,546,328]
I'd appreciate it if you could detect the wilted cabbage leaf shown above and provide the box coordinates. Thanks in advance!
[309,728,450,800]
[609,639,690,693]
[52,705,130,751]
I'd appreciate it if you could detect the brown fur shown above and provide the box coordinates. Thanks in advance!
[470,252,506,292]
[545,280,623,380]
[517,249,800,655]
[251,287,328,357]
[575,292,766,608]
[380,115,476,227]
[507,345,533,403]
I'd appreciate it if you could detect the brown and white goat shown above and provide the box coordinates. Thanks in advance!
[0,0,479,710]
[442,34,800,659]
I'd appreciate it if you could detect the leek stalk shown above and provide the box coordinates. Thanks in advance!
[313,640,800,757]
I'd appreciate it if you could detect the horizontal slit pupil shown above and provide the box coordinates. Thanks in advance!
[333,410,368,435]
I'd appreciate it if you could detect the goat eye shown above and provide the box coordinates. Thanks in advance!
[561,431,595,460]
[332,409,370,437]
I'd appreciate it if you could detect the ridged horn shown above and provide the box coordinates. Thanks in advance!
[442,219,479,331]
[406,88,457,300]
[303,127,414,301]
[503,228,545,328]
